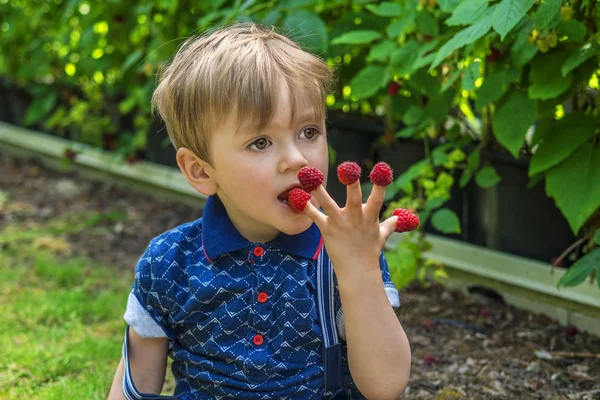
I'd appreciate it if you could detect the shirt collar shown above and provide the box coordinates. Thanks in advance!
[201,195,323,263]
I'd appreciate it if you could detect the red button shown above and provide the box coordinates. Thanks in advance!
[257,292,268,303]
[253,334,264,346]
[253,247,265,257]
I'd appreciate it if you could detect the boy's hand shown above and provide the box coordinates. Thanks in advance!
[302,165,398,283]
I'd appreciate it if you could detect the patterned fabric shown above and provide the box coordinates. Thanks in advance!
[126,195,399,399]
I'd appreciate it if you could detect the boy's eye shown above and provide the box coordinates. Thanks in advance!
[249,138,271,151]
[300,127,319,140]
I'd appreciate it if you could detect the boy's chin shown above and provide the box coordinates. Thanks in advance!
[278,216,314,236]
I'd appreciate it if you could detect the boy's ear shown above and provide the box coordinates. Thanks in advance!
[176,147,217,196]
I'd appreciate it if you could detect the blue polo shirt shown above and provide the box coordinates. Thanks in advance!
[124,195,400,399]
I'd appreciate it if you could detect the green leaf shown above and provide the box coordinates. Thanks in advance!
[413,39,441,69]
[511,18,538,68]
[387,247,418,289]
[528,52,573,100]
[390,40,421,76]
[280,0,317,8]
[416,11,439,36]
[546,144,600,234]
[441,69,462,92]
[460,169,473,187]
[386,18,417,38]
[425,89,455,125]
[349,65,387,99]
[535,0,561,29]
[122,49,144,73]
[395,126,418,138]
[367,40,397,62]
[331,30,382,45]
[432,208,462,234]
[446,0,489,26]
[283,11,328,53]
[529,113,596,176]
[468,149,481,170]
[475,166,501,188]
[492,0,535,40]
[556,20,588,43]
[409,68,442,97]
[475,69,519,110]
[431,6,495,69]
[557,248,600,288]
[595,229,600,246]
[561,42,600,77]
[529,116,554,146]
[391,159,429,196]
[404,105,424,125]
[263,10,282,25]
[438,0,463,12]
[425,196,447,211]
[23,91,58,126]
[366,2,404,17]
[462,61,481,91]
[492,91,536,158]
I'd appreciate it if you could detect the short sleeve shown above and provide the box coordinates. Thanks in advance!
[336,251,400,341]
[124,239,175,339]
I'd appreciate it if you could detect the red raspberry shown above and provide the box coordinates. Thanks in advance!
[388,81,400,96]
[423,353,437,365]
[369,162,393,186]
[487,47,501,63]
[288,188,311,211]
[337,162,362,185]
[566,325,579,336]
[297,166,324,193]
[393,208,420,232]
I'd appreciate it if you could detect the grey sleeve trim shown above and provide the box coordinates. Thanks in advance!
[336,285,401,341]
[384,282,401,308]
[124,292,168,339]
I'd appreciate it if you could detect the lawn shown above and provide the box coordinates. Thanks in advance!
[0,214,132,399]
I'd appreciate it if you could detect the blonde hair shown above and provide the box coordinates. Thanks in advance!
[152,22,334,164]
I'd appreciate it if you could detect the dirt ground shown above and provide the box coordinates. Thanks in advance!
[1,151,599,400]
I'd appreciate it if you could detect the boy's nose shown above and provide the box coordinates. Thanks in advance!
[278,145,308,174]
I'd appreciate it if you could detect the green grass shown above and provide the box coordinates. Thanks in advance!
[0,218,133,399]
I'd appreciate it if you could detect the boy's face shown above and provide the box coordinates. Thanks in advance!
[207,85,329,243]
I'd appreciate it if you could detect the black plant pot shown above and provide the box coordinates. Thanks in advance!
[0,83,32,126]
[144,120,178,168]
[464,151,576,263]
[326,112,382,205]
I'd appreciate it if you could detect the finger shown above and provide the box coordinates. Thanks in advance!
[380,215,398,239]
[344,180,363,212]
[365,184,387,220]
[303,200,328,229]
[311,186,340,217]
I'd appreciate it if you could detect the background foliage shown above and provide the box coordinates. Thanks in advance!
[1,0,599,289]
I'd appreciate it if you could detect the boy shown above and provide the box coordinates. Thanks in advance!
[108,23,411,400]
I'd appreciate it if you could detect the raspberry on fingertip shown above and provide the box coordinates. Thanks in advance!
[297,166,324,193]
[337,161,362,185]
[369,162,393,187]
[393,208,420,232]
[288,188,311,211]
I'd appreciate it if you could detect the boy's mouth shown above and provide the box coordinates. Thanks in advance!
[277,185,301,206]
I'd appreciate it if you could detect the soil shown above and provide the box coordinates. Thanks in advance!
[1,151,599,400]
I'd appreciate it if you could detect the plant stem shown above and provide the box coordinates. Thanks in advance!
[551,232,593,273]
